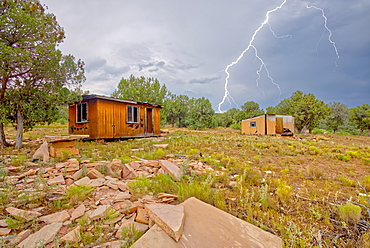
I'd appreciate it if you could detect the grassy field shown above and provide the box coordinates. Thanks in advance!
[1,125,370,247]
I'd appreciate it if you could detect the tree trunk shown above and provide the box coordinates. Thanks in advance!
[15,109,24,149]
[0,122,8,147]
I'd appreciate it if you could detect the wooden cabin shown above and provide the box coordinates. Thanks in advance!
[241,114,295,135]
[68,95,163,139]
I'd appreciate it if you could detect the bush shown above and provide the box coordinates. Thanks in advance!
[337,202,362,223]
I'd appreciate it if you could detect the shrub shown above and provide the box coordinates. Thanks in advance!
[338,154,350,162]
[339,175,356,187]
[337,202,362,223]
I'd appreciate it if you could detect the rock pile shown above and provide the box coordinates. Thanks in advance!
[0,156,281,247]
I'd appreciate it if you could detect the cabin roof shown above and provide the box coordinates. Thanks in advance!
[80,95,163,108]
[242,114,295,121]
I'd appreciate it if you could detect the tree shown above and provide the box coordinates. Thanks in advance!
[112,75,167,105]
[350,104,370,135]
[241,101,264,119]
[0,0,84,147]
[268,91,330,133]
[324,102,349,134]
[162,93,189,127]
[185,97,215,129]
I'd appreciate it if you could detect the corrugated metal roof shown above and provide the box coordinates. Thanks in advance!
[81,95,163,108]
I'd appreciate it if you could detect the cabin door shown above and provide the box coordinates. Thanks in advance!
[276,117,283,134]
[145,108,153,135]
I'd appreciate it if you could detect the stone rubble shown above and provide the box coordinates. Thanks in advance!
[0,155,281,247]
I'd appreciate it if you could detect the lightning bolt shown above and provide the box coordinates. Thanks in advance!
[306,4,340,67]
[217,0,287,113]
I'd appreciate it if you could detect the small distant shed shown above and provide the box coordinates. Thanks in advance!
[68,95,163,139]
[241,114,295,135]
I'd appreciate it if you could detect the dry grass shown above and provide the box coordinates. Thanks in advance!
[1,125,370,247]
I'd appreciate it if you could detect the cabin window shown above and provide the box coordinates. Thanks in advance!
[250,121,257,127]
[128,106,139,123]
[76,103,88,123]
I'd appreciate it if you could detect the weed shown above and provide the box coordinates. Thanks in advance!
[120,223,144,247]
[275,180,293,202]
[11,155,27,167]
[0,167,8,182]
[337,202,362,223]
[362,175,370,191]
[64,185,94,206]
[338,154,350,162]
[177,181,213,204]
[339,175,356,187]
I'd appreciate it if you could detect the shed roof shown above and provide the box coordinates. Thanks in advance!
[242,114,295,121]
[79,95,163,108]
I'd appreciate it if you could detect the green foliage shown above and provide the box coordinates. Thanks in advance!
[63,185,94,206]
[112,75,167,105]
[0,0,85,147]
[120,223,144,247]
[267,91,330,133]
[339,175,356,187]
[337,202,362,223]
[350,104,370,135]
[162,93,189,127]
[325,102,349,133]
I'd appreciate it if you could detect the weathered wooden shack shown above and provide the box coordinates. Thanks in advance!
[68,95,163,139]
[241,114,295,135]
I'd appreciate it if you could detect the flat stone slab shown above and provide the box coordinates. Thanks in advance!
[159,160,181,180]
[17,222,62,248]
[40,210,70,224]
[146,203,185,242]
[132,197,282,248]
[6,207,42,222]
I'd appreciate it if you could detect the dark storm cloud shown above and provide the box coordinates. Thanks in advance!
[188,76,221,85]
[42,0,370,109]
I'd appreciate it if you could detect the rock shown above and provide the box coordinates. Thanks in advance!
[121,164,138,179]
[61,226,81,242]
[18,168,39,179]
[87,168,105,179]
[114,191,131,202]
[145,203,185,242]
[66,158,80,172]
[71,204,86,221]
[159,160,181,180]
[89,178,106,187]
[95,240,125,248]
[0,227,11,236]
[135,206,149,224]
[47,175,65,186]
[17,222,62,248]
[40,210,70,224]
[132,197,283,248]
[32,141,49,162]
[6,207,42,222]
[152,144,169,148]
[89,205,110,220]
[129,161,141,170]
[13,229,32,245]
[74,176,92,186]
[0,219,7,227]
[157,193,178,200]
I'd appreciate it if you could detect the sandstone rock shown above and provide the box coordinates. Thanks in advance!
[40,210,70,224]
[74,176,91,186]
[13,229,32,245]
[129,161,141,170]
[87,168,105,179]
[6,207,42,222]
[152,144,169,148]
[159,160,181,180]
[89,205,110,220]
[71,204,86,221]
[135,206,149,224]
[121,164,137,179]
[18,168,39,179]
[47,175,65,186]
[114,191,131,203]
[0,227,11,236]
[61,226,81,242]
[95,240,125,248]
[17,222,62,248]
[0,219,7,227]
[66,158,80,172]
[132,197,283,248]
[146,203,185,242]
[32,141,49,162]
[89,178,105,187]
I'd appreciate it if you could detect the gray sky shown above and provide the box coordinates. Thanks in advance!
[41,0,370,111]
